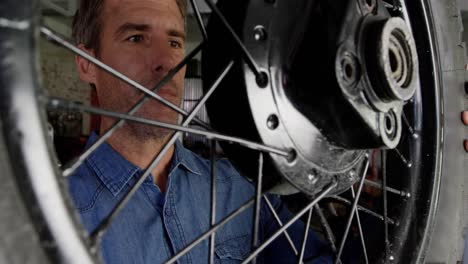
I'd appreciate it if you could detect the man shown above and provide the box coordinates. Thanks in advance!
[69,0,332,263]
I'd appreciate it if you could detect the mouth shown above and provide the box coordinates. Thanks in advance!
[156,88,177,100]
[141,79,178,99]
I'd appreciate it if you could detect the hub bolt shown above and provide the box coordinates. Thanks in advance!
[253,26,267,41]
[267,114,279,130]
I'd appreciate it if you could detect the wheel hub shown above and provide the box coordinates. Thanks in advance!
[202,0,419,196]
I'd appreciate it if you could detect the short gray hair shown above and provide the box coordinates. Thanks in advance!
[72,0,187,54]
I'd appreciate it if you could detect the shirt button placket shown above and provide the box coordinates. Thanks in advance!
[163,192,191,264]
[164,208,172,217]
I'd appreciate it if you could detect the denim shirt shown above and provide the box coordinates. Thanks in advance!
[68,133,332,264]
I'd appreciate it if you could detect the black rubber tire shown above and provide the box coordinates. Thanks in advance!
[0,1,96,263]
[422,0,467,263]
[0,1,54,262]
[0,124,50,264]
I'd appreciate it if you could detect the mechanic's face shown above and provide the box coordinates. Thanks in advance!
[87,0,186,140]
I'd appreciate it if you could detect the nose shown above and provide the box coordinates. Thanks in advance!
[150,40,176,75]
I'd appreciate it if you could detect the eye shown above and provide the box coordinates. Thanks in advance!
[169,40,183,49]
[126,35,144,43]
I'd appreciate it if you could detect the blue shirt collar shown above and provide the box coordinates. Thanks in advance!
[85,132,202,196]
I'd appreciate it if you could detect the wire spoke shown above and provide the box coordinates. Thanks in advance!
[382,150,391,260]
[364,179,411,198]
[241,182,338,264]
[392,0,401,11]
[252,153,264,264]
[298,207,313,264]
[86,60,235,245]
[350,188,369,264]
[209,140,217,264]
[61,42,205,177]
[315,204,337,254]
[203,0,261,76]
[382,0,401,11]
[401,111,419,139]
[327,203,338,217]
[263,195,299,256]
[393,148,412,168]
[49,97,290,158]
[166,194,262,264]
[166,198,255,264]
[335,158,369,264]
[329,196,396,225]
[39,26,208,129]
[383,1,395,9]
[189,0,208,40]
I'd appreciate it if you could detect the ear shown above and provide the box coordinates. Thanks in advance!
[75,44,97,84]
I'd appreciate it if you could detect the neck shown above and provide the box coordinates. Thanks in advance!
[101,123,175,193]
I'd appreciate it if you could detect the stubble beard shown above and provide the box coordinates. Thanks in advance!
[98,74,184,145]
[122,102,182,145]
[126,121,173,144]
